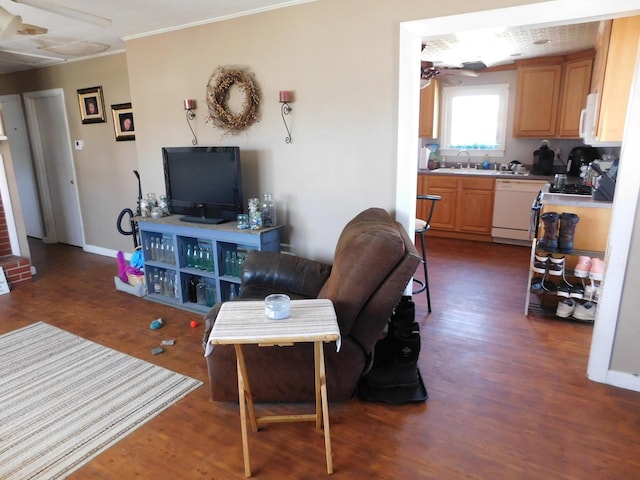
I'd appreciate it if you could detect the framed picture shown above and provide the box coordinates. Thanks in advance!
[77,86,106,124]
[111,103,135,141]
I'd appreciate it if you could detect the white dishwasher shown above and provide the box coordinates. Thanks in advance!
[492,179,548,245]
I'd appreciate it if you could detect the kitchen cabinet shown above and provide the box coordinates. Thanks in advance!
[419,79,439,138]
[418,173,495,241]
[137,216,281,314]
[513,62,562,138]
[557,57,594,138]
[590,16,640,143]
[513,51,593,138]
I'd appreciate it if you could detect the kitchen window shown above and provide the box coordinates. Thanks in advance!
[440,83,509,157]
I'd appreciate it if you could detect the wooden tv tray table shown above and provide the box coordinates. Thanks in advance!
[207,298,340,477]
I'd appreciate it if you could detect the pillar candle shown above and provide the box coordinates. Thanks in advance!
[279,91,293,103]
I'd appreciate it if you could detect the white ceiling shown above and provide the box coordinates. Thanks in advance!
[421,22,600,69]
[0,0,311,75]
[0,2,602,76]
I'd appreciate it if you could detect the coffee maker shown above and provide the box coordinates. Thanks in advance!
[567,146,600,176]
[532,141,554,175]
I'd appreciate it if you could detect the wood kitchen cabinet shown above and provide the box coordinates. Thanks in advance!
[418,79,439,138]
[513,62,562,138]
[513,51,593,139]
[557,56,594,138]
[591,16,640,143]
[417,173,495,241]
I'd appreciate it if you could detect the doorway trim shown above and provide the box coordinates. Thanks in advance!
[396,0,640,391]
[23,88,85,246]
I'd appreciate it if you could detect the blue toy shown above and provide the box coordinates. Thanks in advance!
[150,318,164,330]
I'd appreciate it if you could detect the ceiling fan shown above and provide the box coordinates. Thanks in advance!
[420,43,485,88]
[420,61,481,88]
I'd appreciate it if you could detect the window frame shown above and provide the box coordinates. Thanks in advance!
[439,83,510,158]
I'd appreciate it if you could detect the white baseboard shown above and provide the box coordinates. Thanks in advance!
[592,370,640,393]
[83,244,131,261]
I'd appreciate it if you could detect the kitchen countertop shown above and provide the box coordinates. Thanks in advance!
[418,167,551,181]
[539,183,612,208]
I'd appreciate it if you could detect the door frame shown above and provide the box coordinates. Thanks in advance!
[396,0,640,391]
[23,88,85,246]
[0,93,44,239]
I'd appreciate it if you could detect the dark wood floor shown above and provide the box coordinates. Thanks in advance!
[1,237,639,479]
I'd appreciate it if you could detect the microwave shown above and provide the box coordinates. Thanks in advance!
[579,93,621,147]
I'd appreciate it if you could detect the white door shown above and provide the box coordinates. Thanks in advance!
[0,94,44,239]
[23,89,84,247]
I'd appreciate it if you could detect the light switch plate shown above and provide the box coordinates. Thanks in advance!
[74,140,84,150]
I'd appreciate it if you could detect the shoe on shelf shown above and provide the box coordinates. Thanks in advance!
[542,279,557,294]
[569,284,585,299]
[556,283,571,298]
[530,276,544,294]
[532,255,549,274]
[548,256,564,276]
[574,256,592,278]
[556,298,576,318]
[589,258,605,281]
[585,281,598,302]
[573,301,597,321]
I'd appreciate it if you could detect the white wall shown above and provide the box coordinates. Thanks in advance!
[124,0,538,261]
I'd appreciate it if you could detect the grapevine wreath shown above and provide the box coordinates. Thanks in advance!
[206,66,261,134]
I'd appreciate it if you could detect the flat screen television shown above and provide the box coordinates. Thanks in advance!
[162,146,243,224]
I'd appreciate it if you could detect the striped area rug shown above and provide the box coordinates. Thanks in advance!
[0,322,202,479]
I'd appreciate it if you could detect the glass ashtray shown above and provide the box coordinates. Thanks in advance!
[265,294,290,320]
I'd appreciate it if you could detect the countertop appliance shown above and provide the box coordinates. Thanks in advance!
[567,146,600,176]
[532,143,554,175]
[548,183,593,195]
[492,179,548,245]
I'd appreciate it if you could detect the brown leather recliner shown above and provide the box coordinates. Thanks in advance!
[202,207,421,402]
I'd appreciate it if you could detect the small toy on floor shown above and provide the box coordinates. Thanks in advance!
[150,318,164,330]
[190,320,198,328]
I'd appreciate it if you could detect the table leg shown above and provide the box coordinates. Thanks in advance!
[235,345,258,432]
[235,344,257,477]
[314,342,322,429]
[315,341,333,474]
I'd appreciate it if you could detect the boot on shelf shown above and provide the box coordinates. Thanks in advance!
[538,212,559,251]
[558,213,580,253]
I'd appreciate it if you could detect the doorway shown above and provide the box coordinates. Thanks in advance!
[396,0,640,391]
[23,89,84,247]
[0,94,44,239]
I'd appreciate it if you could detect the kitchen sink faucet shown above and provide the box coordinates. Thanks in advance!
[457,149,471,168]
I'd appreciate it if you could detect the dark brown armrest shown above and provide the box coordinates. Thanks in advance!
[241,250,332,298]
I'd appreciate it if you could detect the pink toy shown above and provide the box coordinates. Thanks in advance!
[117,251,129,283]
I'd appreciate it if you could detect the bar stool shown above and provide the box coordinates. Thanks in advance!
[413,194,441,312]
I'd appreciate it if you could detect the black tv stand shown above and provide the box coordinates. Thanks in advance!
[179,215,228,225]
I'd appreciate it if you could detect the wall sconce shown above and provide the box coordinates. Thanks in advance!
[279,90,293,144]
[183,99,197,145]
